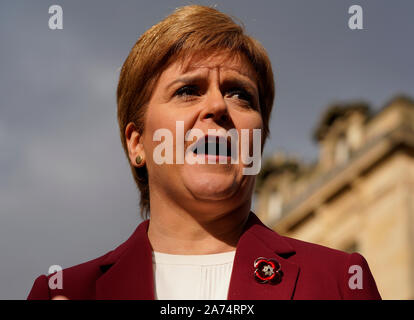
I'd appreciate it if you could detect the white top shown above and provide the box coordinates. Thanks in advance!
[152,250,236,300]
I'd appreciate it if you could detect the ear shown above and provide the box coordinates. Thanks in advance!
[125,122,146,168]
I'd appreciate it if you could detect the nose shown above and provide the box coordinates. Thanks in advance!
[199,87,230,127]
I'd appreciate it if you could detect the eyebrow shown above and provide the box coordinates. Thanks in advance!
[166,75,205,90]
[166,74,259,97]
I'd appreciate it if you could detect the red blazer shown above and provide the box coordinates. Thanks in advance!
[27,212,381,300]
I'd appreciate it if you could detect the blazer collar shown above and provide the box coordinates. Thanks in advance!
[227,213,300,299]
[95,212,299,300]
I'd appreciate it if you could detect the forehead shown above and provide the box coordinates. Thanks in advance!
[162,50,258,83]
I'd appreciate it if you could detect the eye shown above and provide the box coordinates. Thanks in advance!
[226,87,255,106]
[174,85,200,100]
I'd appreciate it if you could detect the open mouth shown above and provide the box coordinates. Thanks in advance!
[191,135,232,158]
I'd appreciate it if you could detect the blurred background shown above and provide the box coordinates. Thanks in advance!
[0,0,413,299]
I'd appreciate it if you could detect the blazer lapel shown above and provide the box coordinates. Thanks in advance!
[227,213,300,300]
[95,220,154,300]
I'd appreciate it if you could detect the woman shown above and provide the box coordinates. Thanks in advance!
[27,5,381,300]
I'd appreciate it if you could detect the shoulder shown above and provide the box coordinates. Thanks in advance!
[27,221,148,300]
[281,234,374,275]
[279,235,381,299]
[27,228,140,300]
[282,235,351,265]
[27,251,113,300]
[250,214,369,281]
[249,214,352,267]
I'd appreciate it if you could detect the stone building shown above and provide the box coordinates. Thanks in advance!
[255,95,414,299]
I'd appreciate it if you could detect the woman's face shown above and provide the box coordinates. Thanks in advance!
[136,51,263,215]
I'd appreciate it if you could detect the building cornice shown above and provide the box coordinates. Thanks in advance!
[272,123,414,231]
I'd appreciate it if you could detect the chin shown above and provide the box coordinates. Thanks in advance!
[184,173,240,201]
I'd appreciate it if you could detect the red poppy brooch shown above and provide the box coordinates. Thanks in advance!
[254,257,283,284]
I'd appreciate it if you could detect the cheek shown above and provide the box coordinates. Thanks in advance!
[236,114,264,153]
[252,113,264,129]
[144,105,176,143]
[237,113,264,136]
[234,108,263,127]
[142,105,194,166]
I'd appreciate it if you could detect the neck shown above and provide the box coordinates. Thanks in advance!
[147,191,251,255]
